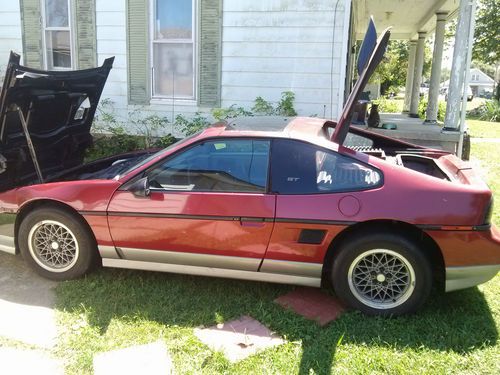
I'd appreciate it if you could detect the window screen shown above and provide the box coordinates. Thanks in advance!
[43,0,72,69]
[152,0,195,99]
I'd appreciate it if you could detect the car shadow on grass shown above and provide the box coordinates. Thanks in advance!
[55,269,498,375]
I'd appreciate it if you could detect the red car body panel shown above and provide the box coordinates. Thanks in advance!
[427,227,500,267]
[16,180,121,212]
[12,180,121,247]
[265,222,347,263]
[107,191,276,259]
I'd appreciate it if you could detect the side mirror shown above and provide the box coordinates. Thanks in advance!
[128,176,150,198]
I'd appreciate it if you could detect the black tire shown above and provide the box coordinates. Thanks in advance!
[18,207,97,281]
[331,233,432,316]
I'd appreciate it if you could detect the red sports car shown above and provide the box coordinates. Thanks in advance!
[0,24,498,316]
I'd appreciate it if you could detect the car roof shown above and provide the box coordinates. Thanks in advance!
[206,116,333,141]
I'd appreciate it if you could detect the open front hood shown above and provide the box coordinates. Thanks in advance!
[331,18,391,145]
[0,52,113,192]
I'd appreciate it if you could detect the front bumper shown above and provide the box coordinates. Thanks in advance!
[0,211,16,254]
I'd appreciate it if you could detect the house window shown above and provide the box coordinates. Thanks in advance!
[152,0,196,100]
[42,0,73,70]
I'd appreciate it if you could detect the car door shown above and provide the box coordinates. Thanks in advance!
[107,138,275,271]
[261,139,382,273]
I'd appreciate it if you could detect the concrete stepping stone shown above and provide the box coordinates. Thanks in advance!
[194,315,285,362]
[0,253,58,348]
[93,341,173,375]
[0,300,57,348]
[275,287,345,326]
[0,347,63,375]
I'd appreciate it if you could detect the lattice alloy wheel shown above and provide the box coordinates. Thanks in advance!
[28,220,80,273]
[348,249,416,309]
[331,232,432,316]
[19,207,97,280]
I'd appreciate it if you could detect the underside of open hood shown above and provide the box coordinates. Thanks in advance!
[0,52,113,192]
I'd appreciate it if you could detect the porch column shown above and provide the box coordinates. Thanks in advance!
[409,32,426,117]
[425,13,448,123]
[403,40,417,113]
[443,0,476,130]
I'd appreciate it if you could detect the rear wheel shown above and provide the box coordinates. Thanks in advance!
[19,207,97,281]
[331,233,432,316]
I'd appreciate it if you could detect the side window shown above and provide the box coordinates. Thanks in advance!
[147,139,270,192]
[271,139,381,194]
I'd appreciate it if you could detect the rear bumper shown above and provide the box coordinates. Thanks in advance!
[440,224,500,291]
[445,264,499,291]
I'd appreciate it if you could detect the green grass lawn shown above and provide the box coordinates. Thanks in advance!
[471,141,500,229]
[467,119,500,139]
[52,135,500,374]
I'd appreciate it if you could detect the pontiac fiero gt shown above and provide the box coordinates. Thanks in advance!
[0,22,498,316]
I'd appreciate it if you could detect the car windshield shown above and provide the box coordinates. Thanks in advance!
[116,132,201,179]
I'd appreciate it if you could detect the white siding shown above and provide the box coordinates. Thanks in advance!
[95,0,206,134]
[0,0,352,133]
[0,0,22,77]
[96,0,128,111]
[221,0,350,119]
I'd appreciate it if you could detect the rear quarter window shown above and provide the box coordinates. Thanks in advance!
[271,139,382,194]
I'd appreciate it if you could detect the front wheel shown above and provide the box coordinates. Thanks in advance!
[19,207,97,281]
[331,233,432,316]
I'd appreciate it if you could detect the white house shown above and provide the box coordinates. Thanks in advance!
[0,0,353,128]
[0,0,475,144]
[469,68,495,97]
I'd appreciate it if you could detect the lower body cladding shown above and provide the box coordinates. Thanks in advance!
[98,246,322,287]
[99,246,499,291]
[445,265,499,291]
[0,212,16,254]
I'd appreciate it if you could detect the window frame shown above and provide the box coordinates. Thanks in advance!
[149,0,198,102]
[269,138,384,195]
[41,0,75,70]
[131,137,273,194]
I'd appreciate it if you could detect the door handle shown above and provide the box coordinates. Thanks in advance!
[240,217,267,227]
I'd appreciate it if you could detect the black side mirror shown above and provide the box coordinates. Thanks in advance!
[128,176,150,198]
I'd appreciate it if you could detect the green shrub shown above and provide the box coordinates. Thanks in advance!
[87,99,175,161]
[175,112,211,136]
[418,97,446,122]
[129,111,169,148]
[372,97,401,113]
[87,90,299,160]
[252,96,275,115]
[252,91,297,116]
[86,127,143,161]
[212,105,252,121]
[468,100,500,122]
[276,91,298,116]
[154,134,177,148]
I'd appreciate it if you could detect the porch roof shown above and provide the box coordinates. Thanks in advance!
[353,0,460,40]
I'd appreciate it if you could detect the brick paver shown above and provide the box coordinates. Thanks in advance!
[275,287,345,326]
